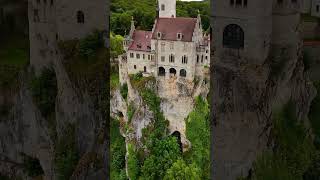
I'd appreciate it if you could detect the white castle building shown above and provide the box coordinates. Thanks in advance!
[119,0,210,82]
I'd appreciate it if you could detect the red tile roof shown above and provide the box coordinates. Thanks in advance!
[152,17,197,42]
[128,30,152,52]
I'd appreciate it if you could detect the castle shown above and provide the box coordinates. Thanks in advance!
[119,0,210,82]
[28,0,108,72]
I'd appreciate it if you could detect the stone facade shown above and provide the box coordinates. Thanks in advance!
[28,0,108,72]
[121,0,210,83]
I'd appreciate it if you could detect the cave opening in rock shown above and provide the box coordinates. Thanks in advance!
[171,131,182,153]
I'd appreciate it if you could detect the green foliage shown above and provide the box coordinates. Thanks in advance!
[253,101,316,180]
[141,137,182,179]
[128,143,140,180]
[164,159,201,180]
[110,72,120,91]
[120,83,128,100]
[140,88,168,142]
[111,0,210,36]
[23,155,44,177]
[127,102,136,123]
[110,33,125,59]
[30,67,57,119]
[54,124,79,180]
[111,117,126,180]
[185,96,210,179]
[78,31,104,58]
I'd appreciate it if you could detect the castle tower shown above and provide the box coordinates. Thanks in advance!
[211,0,273,65]
[158,0,176,18]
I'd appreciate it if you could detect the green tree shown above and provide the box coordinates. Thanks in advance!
[141,137,181,179]
[127,144,140,180]
[164,159,201,180]
[110,33,124,59]
[185,96,210,179]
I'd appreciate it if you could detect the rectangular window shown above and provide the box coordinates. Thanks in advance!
[34,9,40,22]
[148,55,150,60]
[230,0,234,5]
[161,43,165,52]
[130,53,134,58]
[161,56,165,62]
[170,42,174,50]
[143,54,145,59]
[317,5,320,12]
[136,53,140,59]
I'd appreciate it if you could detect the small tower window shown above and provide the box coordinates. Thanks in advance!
[161,4,165,11]
[223,24,244,49]
[77,11,84,24]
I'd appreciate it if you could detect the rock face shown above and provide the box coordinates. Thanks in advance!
[0,59,108,180]
[211,10,316,180]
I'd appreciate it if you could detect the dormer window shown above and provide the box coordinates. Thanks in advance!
[157,32,162,39]
[137,44,142,49]
[147,46,151,50]
[177,33,182,40]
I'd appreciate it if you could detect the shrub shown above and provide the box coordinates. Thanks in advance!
[111,118,126,173]
[55,124,79,180]
[30,67,57,119]
[120,83,128,100]
[253,101,316,179]
[127,102,136,123]
[23,155,44,177]
[127,144,140,180]
[79,31,104,58]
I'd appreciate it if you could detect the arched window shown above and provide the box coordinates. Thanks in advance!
[180,69,187,77]
[169,68,176,76]
[223,24,244,49]
[77,11,84,24]
[159,67,165,76]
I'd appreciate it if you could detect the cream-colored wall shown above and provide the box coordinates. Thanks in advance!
[151,39,196,81]
[127,50,154,75]
[158,0,176,18]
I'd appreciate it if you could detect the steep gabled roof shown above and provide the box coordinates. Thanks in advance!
[152,17,197,42]
[128,30,152,52]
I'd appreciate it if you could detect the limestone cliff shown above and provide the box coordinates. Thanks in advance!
[211,24,317,180]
